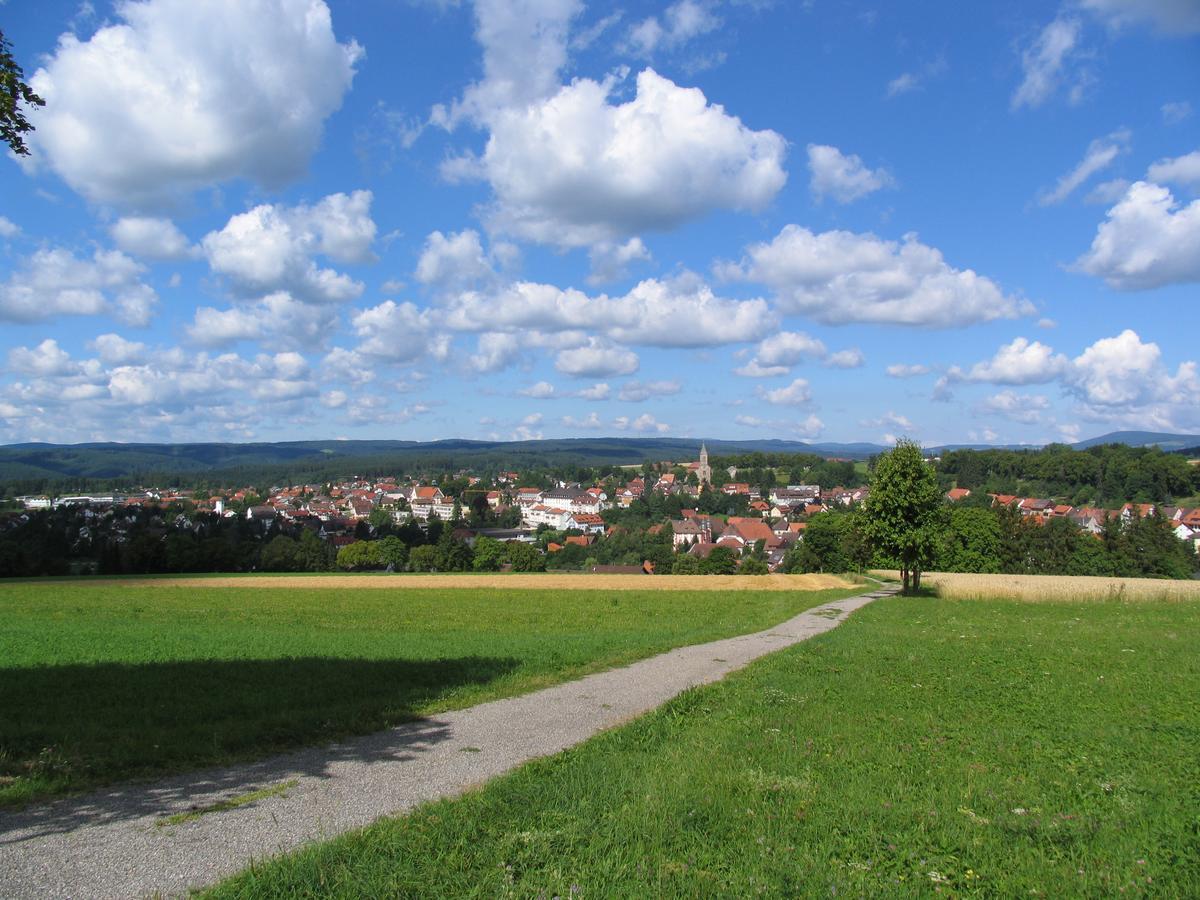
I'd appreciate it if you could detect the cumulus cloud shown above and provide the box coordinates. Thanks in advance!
[109,217,198,260]
[807,144,894,204]
[861,411,915,432]
[562,412,604,429]
[577,382,611,400]
[624,0,720,56]
[758,378,812,407]
[519,380,558,398]
[415,229,499,291]
[825,348,865,369]
[1075,181,1200,289]
[187,292,339,351]
[468,332,522,373]
[952,337,1069,385]
[25,0,361,206]
[1037,129,1130,206]
[613,413,669,433]
[1011,17,1086,110]
[0,247,158,325]
[1145,150,1200,193]
[351,300,447,363]
[587,238,652,285]
[555,339,639,377]
[977,391,1050,424]
[734,331,826,377]
[618,379,681,402]
[719,225,1033,327]
[445,273,774,348]
[201,191,376,303]
[89,333,147,365]
[456,68,786,247]
[0,217,19,238]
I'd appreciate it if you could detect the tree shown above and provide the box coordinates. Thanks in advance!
[671,554,700,574]
[739,557,770,575]
[700,546,738,575]
[863,439,945,594]
[1,30,44,157]
[505,541,545,572]
[472,535,504,571]
[408,544,437,572]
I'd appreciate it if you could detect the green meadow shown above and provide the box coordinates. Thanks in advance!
[0,579,858,806]
[209,596,1200,898]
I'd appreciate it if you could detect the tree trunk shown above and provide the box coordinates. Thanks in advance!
[901,565,910,594]
[913,567,922,592]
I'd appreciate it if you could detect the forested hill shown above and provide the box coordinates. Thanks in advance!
[0,437,825,489]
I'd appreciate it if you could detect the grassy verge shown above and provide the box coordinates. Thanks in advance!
[0,580,858,806]
[210,596,1200,897]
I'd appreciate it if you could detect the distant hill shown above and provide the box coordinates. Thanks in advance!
[2,430,1198,488]
[1069,431,1200,451]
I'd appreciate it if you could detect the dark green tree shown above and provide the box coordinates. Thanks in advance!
[1,30,44,157]
[863,439,945,594]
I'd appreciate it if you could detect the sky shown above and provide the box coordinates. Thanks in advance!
[0,0,1198,448]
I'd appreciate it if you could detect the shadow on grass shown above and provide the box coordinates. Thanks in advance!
[0,655,517,839]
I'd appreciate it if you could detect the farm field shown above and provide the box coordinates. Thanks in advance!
[873,570,1200,603]
[209,595,1200,898]
[0,576,856,806]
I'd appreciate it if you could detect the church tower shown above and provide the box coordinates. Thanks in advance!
[697,442,712,486]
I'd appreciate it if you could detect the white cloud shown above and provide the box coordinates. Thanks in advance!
[468,332,521,373]
[519,380,558,398]
[625,0,720,56]
[1085,178,1132,205]
[555,339,639,377]
[1162,101,1193,125]
[320,347,375,386]
[1037,129,1130,206]
[8,339,80,377]
[1079,0,1200,34]
[0,217,19,238]
[861,411,915,431]
[1146,150,1200,193]
[720,225,1033,327]
[187,292,338,351]
[613,413,669,433]
[759,377,812,407]
[734,331,826,377]
[954,337,1070,385]
[415,229,497,291]
[0,247,157,325]
[587,238,652,285]
[445,273,775,348]
[825,348,865,369]
[109,217,197,260]
[807,144,894,204]
[459,68,786,247]
[1076,181,1200,289]
[886,363,930,378]
[521,412,544,426]
[562,412,604,429]
[202,191,376,303]
[26,0,361,206]
[434,0,582,129]
[1011,17,1085,110]
[89,333,147,365]
[576,382,611,400]
[351,300,446,363]
[618,379,681,402]
[886,73,919,97]
[978,391,1050,424]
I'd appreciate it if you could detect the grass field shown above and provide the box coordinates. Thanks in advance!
[209,595,1200,898]
[874,570,1200,602]
[0,577,856,806]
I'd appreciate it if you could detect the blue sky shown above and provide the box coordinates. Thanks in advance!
[1,0,1198,447]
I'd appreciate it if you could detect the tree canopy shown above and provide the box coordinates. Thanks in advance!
[864,439,944,594]
[1,30,45,157]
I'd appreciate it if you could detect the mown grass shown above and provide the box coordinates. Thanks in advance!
[0,580,858,806]
[210,596,1200,898]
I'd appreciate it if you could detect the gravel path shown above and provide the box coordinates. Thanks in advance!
[0,585,895,899]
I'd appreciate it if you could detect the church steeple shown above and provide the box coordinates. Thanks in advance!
[697,442,712,486]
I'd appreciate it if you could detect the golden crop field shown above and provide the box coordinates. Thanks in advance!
[117,572,856,592]
[872,570,1200,602]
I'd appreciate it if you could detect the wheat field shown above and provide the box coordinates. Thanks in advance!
[115,572,856,592]
[871,570,1200,602]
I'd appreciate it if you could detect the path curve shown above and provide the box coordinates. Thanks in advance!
[0,585,896,899]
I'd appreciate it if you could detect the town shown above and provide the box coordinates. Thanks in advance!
[6,443,1198,578]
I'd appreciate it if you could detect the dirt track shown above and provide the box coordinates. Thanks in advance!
[119,573,855,592]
